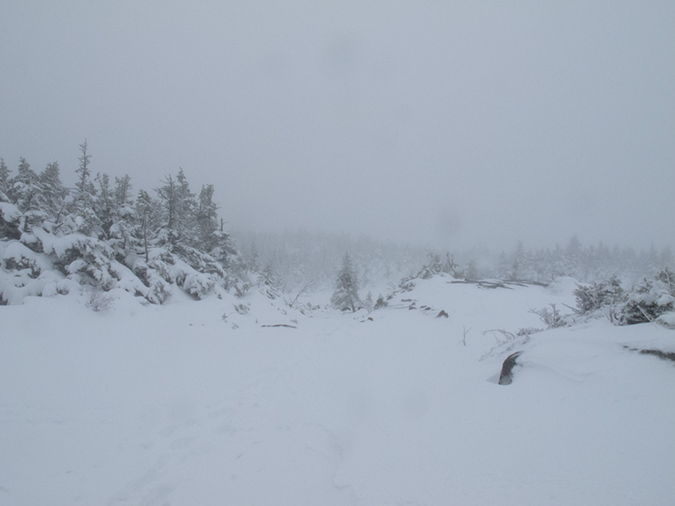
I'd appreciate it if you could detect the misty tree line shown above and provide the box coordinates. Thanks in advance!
[0,142,242,304]
[236,228,674,300]
[234,229,429,292]
[493,237,673,284]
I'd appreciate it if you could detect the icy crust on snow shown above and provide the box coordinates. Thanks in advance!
[1,278,674,505]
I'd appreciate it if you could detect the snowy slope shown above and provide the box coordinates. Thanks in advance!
[1,277,674,505]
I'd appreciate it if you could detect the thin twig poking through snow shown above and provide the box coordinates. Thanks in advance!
[461,325,471,346]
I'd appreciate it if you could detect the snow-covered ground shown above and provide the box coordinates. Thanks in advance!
[2,276,674,505]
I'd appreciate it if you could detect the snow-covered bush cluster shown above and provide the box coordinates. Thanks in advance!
[0,144,244,305]
[574,268,675,326]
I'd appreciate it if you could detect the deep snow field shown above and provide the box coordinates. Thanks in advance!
[2,276,675,506]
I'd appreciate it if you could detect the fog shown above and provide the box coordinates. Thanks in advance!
[1,1,674,251]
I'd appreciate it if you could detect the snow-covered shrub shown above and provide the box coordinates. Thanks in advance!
[571,270,675,326]
[529,303,568,328]
[574,276,624,316]
[148,278,171,304]
[617,271,675,325]
[181,272,215,300]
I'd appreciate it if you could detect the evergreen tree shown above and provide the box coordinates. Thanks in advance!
[110,175,135,254]
[135,189,159,262]
[156,170,197,248]
[331,252,361,312]
[156,174,178,234]
[196,184,219,251]
[71,140,99,235]
[39,162,67,223]
[210,221,238,269]
[95,173,115,239]
[12,158,39,210]
[11,157,47,232]
[114,175,133,209]
[0,158,11,201]
[175,168,196,244]
[258,261,281,299]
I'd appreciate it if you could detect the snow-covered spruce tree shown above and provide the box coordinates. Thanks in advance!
[196,184,219,252]
[174,168,197,245]
[331,252,361,312]
[155,174,179,246]
[94,173,116,240]
[9,157,50,237]
[70,140,100,236]
[155,169,197,251]
[12,158,42,212]
[210,224,239,270]
[258,261,281,299]
[39,162,67,225]
[109,175,135,257]
[135,189,160,263]
[0,158,11,201]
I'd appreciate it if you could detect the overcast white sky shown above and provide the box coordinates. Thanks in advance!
[1,1,674,251]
